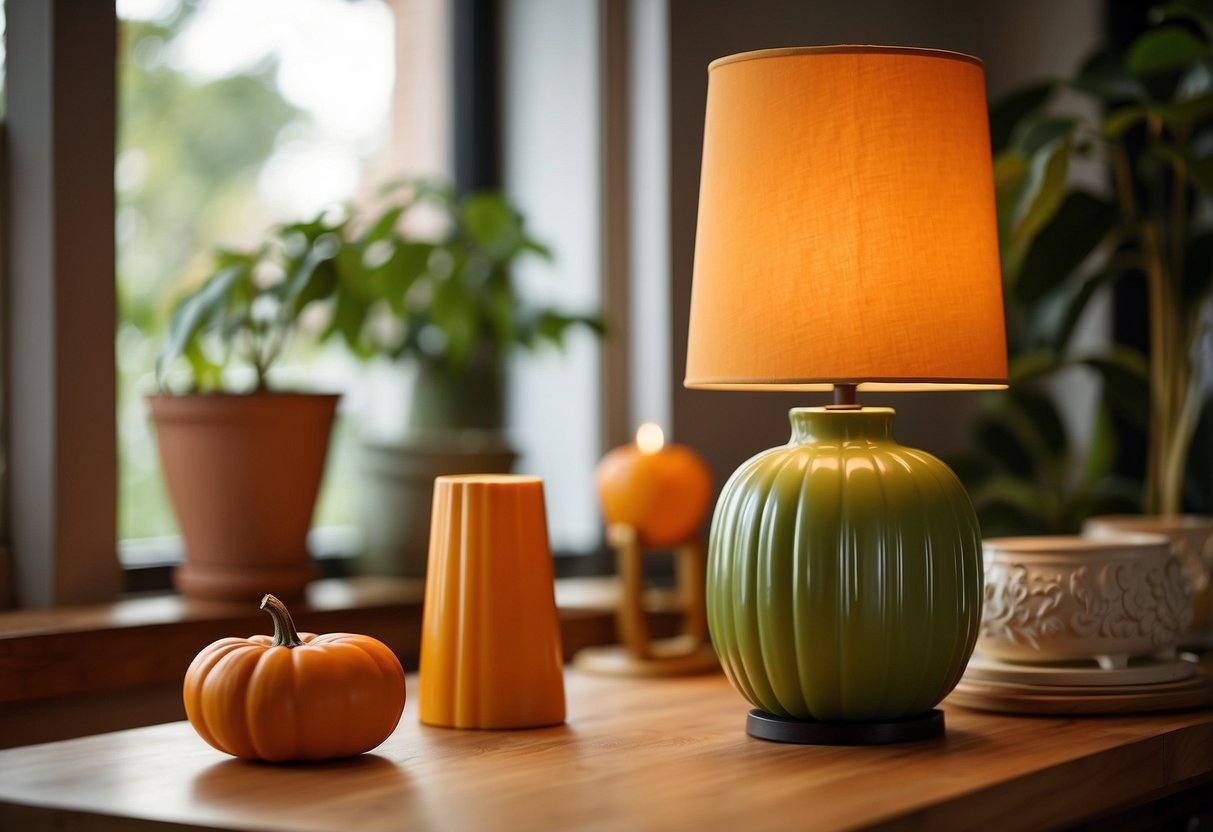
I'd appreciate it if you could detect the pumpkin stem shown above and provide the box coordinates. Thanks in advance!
[260,594,304,648]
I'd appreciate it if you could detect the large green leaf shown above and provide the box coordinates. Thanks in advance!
[279,248,330,312]
[994,153,1029,271]
[1177,58,1213,99]
[1015,190,1117,305]
[1155,141,1213,195]
[527,310,607,349]
[1008,385,1069,462]
[358,205,406,246]
[1184,231,1213,308]
[1083,401,1116,487]
[157,262,250,384]
[1080,347,1150,428]
[183,338,224,392]
[1160,91,1213,126]
[334,240,368,295]
[292,258,339,315]
[975,500,1049,538]
[946,451,997,488]
[1008,351,1061,385]
[520,239,554,261]
[1100,104,1149,138]
[1183,151,1213,195]
[1061,475,1142,531]
[1151,1,1213,38]
[1085,477,1144,516]
[969,474,1057,533]
[485,283,516,349]
[459,193,523,260]
[1009,117,1078,155]
[1127,26,1207,78]
[1072,47,1146,102]
[976,413,1039,478]
[989,82,1056,154]
[428,267,478,365]
[324,286,371,355]
[1054,265,1129,352]
[1184,395,1213,512]
[379,241,433,315]
[1008,119,1076,252]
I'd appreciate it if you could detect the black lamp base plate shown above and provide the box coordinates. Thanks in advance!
[746,708,945,745]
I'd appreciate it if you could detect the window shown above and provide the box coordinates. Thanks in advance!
[0,0,8,608]
[502,0,604,553]
[118,0,618,564]
[4,0,652,607]
[115,0,408,563]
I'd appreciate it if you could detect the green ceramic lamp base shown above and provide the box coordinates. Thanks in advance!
[709,406,983,730]
[746,708,945,745]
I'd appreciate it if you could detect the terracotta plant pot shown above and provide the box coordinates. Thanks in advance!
[148,393,339,602]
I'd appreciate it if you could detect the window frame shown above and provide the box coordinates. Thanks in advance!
[3,0,650,608]
[6,0,121,608]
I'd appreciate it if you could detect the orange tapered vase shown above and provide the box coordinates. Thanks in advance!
[419,474,566,729]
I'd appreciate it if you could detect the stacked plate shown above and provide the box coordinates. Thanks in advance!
[951,653,1209,715]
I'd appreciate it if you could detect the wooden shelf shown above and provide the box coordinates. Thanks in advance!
[0,577,681,747]
[1,671,1211,831]
[0,579,425,701]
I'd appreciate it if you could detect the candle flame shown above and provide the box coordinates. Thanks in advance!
[636,422,665,454]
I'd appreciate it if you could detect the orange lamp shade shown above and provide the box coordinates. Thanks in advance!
[685,46,1007,391]
[596,423,713,549]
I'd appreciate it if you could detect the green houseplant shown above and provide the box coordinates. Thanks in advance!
[280,180,603,576]
[957,1,1213,533]
[302,180,601,429]
[151,233,342,601]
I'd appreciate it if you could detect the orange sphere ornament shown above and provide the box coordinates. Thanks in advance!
[595,423,713,549]
[183,594,406,762]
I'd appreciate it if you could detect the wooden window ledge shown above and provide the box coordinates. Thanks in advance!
[0,576,667,748]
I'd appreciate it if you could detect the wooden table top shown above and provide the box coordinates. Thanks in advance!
[2,669,1212,832]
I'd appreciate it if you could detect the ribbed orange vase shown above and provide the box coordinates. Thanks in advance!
[419,475,566,729]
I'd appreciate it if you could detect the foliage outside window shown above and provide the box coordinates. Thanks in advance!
[956,1,1213,534]
[117,0,394,546]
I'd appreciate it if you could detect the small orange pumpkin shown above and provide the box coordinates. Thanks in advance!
[183,594,406,762]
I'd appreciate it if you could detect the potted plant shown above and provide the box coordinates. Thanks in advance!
[288,180,603,577]
[151,228,343,602]
[954,1,1213,534]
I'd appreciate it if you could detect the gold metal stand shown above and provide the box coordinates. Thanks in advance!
[573,524,720,676]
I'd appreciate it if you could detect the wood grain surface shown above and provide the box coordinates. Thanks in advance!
[0,577,684,748]
[1,670,1212,832]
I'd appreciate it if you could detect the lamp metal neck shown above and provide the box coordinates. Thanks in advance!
[827,383,861,410]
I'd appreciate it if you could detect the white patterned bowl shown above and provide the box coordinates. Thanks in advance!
[979,534,1190,669]
[1084,515,1213,595]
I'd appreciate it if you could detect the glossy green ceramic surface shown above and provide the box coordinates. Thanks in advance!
[707,407,982,722]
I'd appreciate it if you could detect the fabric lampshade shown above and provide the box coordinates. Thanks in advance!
[685,46,1007,391]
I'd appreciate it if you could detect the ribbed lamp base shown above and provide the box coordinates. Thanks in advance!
[745,708,945,745]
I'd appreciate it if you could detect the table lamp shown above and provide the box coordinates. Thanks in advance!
[686,46,1007,744]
